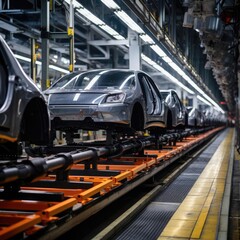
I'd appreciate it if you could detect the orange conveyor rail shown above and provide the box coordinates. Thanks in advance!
[0,127,223,239]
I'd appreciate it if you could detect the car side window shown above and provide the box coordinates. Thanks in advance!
[119,76,136,90]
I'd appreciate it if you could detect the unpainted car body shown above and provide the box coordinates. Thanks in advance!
[204,108,226,126]
[47,69,169,134]
[160,89,187,128]
[0,36,49,156]
[186,107,205,127]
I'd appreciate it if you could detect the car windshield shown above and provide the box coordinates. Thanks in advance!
[61,70,136,90]
[49,72,80,89]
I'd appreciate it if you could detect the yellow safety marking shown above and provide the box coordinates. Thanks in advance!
[46,79,51,88]
[68,27,74,36]
[191,190,215,238]
[158,129,233,240]
[69,64,73,72]
[235,149,240,162]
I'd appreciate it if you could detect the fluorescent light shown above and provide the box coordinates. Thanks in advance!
[14,54,69,74]
[162,56,172,63]
[99,25,125,40]
[168,62,184,74]
[197,95,211,106]
[64,0,81,8]
[150,45,166,57]
[141,54,194,94]
[101,0,120,9]
[49,65,69,74]
[64,0,126,41]
[14,54,31,62]
[140,34,154,44]
[115,10,144,33]
[77,8,105,25]
[14,54,42,65]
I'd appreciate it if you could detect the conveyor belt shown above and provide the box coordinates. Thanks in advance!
[114,129,232,240]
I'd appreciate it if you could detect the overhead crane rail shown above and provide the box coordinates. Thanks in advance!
[0,127,223,240]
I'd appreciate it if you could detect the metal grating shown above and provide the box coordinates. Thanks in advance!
[154,182,194,203]
[115,130,228,239]
[184,163,206,174]
[115,203,179,240]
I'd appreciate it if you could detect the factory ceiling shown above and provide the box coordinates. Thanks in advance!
[0,0,239,115]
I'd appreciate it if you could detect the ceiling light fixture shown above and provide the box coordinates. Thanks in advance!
[114,10,144,34]
[64,0,125,40]
[49,65,69,74]
[141,54,194,94]
[100,0,120,9]
[150,45,166,57]
[14,54,69,74]
[197,95,211,106]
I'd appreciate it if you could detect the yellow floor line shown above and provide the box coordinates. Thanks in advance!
[158,129,233,240]
[235,149,240,160]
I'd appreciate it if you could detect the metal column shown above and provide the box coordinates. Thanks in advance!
[68,0,74,72]
[170,0,176,45]
[30,38,36,83]
[41,0,50,90]
[128,29,141,70]
[193,95,198,108]
[159,0,165,28]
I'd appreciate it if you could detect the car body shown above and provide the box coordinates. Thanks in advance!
[0,36,50,157]
[47,69,169,134]
[186,107,205,127]
[160,89,187,128]
[204,108,226,126]
[203,107,217,126]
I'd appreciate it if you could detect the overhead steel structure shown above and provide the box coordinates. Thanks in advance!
[0,0,232,113]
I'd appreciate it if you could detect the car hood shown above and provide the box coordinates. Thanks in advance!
[48,89,130,105]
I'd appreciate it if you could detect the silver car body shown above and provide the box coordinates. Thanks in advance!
[187,107,205,127]
[0,36,49,145]
[160,89,187,128]
[47,69,169,132]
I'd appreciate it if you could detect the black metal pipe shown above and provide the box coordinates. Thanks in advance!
[0,138,154,186]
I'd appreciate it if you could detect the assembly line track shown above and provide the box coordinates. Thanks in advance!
[0,127,223,240]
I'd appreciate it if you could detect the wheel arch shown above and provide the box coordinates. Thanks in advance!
[19,97,50,145]
[131,102,145,131]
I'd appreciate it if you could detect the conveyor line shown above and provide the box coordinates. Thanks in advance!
[0,127,224,239]
[114,128,233,240]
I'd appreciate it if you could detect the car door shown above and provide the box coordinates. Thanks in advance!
[172,92,184,122]
[145,75,162,115]
[138,73,155,115]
